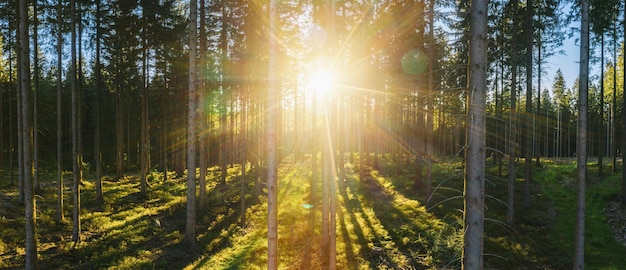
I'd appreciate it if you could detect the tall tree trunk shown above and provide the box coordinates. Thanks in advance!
[184,0,198,247]
[20,0,37,268]
[198,0,208,213]
[116,56,123,179]
[598,34,605,176]
[523,0,533,209]
[71,0,82,243]
[507,0,519,225]
[140,4,150,198]
[8,20,14,188]
[535,22,541,167]
[462,0,487,267]
[17,18,24,203]
[425,0,435,198]
[220,2,228,185]
[94,0,104,203]
[622,1,626,204]
[240,88,248,226]
[267,0,279,267]
[612,23,617,172]
[574,0,589,267]
[33,0,40,192]
[56,0,65,221]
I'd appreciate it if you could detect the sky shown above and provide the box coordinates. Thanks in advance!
[545,34,579,90]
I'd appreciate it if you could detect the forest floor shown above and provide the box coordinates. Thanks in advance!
[1,155,626,269]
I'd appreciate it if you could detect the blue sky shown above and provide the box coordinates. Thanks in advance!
[545,33,579,90]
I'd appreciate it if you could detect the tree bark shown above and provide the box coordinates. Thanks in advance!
[598,34,605,176]
[94,0,104,203]
[71,0,82,243]
[184,0,198,247]
[198,0,208,213]
[267,0,279,267]
[56,0,65,221]
[507,0,519,225]
[523,0,533,209]
[33,0,40,192]
[462,0,487,267]
[622,4,626,205]
[574,0,589,267]
[20,0,37,268]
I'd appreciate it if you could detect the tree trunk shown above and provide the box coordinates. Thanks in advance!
[220,3,228,185]
[198,0,208,213]
[56,0,65,221]
[598,34,605,176]
[267,0,279,267]
[462,0,487,267]
[574,0,589,267]
[20,0,37,267]
[184,0,198,247]
[33,0,40,192]
[71,0,82,243]
[622,4,626,205]
[523,0,533,209]
[116,58,123,179]
[612,24,617,172]
[425,0,435,198]
[507,0,519,225]
[94,0,104,204]
[140,5,150,198]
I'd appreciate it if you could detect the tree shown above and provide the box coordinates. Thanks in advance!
[94,0,104,204]
[184,0,198,247]
[267,0,279,267]
[574,0,589,267]
[70,0,82,243]
[56,0,65,222]
[507,0,520,225]
[32,0,40,192]
[622,3,626,206]
[20,0,37,267]
[139,0,151,198]
[523,0,533,209]
[463,0,488,267]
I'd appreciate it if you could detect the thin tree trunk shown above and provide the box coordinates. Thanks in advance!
[524,0,533,209]
[198,0,208,213]
[71,0,82,243]
[507,0,519,225]
[8,20,13,188]
[116,56,123,179]
[17,20,24,203]
[20,0,37,267]
[56,0,64,221]
[621,3,626,204]
[425,0,435,198]
[220,3,228,185]
[462,0,487,267]
[598,34,605,176]
[184,0,198,247]
[267,0,279,267]
[612,23,617,172]
[140,5,150,198]
[574,0,589,267]
[33,0,40,192]
[94,0,104,203]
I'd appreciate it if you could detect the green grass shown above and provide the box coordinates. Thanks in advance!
[2,156,626,269]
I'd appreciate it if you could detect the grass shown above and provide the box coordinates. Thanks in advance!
[1,155,626,269]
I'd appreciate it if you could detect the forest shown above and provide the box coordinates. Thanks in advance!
[2,0,626,269]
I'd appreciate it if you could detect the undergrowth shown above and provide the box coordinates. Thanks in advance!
[1,156,626,269]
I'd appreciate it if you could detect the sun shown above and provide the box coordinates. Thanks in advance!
[308,68,335,99]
